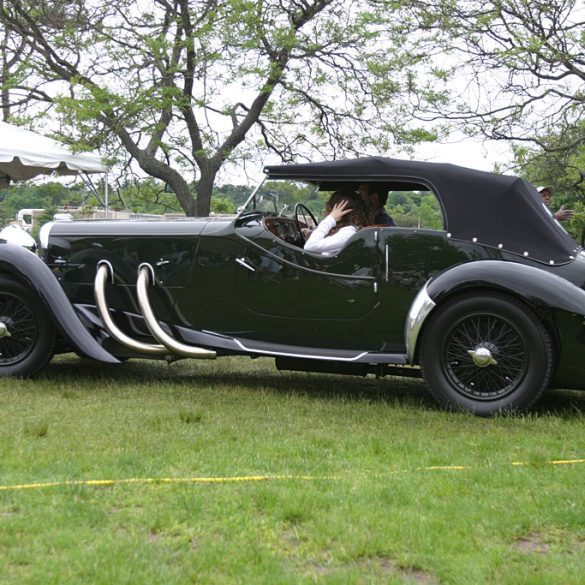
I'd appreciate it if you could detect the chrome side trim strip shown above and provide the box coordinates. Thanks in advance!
[236,257,256,272]
[232,338,369,362]
[237,233,375,281]
[94,262,168,355]
[136,265,217,359]
[405,281,436,364]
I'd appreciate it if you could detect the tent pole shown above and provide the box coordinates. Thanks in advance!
[104,172,109,219]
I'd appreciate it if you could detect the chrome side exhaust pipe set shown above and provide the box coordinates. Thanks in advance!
[94,262,216,359]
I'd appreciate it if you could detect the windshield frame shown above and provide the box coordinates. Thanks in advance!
[236,177,268,219]
[236,177,320,219]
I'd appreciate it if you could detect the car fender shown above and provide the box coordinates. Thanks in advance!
[405,259,585,363]
[0,242,119,364]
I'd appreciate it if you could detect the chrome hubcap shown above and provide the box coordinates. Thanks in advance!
[467,346,498,368]
[0,321,11,338]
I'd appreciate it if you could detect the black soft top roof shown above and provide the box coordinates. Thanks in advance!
[264,157,579,264]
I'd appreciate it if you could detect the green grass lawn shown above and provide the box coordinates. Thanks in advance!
[0,355,584,584]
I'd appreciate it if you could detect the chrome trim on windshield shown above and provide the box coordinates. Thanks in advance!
[405,282,436,363]
[236,177,268,219]
[136,264,216,359]
[94,262,168,355]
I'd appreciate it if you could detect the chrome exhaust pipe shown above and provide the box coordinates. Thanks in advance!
[94,262,168,355]
[136,264,216,359]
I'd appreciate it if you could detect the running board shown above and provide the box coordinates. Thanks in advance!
[275,356,421,378]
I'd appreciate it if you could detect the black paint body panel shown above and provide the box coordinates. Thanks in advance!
[4,207,581,389]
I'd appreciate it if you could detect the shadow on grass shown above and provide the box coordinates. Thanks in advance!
[37,355,585,418]
[533,389,585,418]
[40,355,439,411]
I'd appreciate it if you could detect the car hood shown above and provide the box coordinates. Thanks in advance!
[45,216,235,240]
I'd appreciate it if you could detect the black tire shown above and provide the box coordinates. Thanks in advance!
[0,275,55,377]
[420,292,554,416]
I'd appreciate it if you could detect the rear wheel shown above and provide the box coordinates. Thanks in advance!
[0,275,55,377]
[420,292,553,416]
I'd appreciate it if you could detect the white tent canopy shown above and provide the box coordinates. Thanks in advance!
[0,121,107,188]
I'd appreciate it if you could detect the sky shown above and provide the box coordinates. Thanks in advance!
[414,135,514,174]
[223,135,515,187]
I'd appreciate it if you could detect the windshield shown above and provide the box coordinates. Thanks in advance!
[237,179,319,218]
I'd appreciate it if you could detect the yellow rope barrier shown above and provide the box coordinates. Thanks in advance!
[0,458,583,492]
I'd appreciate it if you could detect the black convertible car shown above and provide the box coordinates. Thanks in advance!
[1,157,585,415]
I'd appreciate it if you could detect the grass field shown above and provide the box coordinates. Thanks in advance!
[0,354,584,584]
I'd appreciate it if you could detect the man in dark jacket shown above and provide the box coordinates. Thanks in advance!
[538,185,573,221]
[358,183,396,226]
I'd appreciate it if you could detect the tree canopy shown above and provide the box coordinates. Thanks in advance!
[406,0,585,154]
[1,0,583,218]
[0,0,443,216]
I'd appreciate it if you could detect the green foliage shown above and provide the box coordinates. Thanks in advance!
[0,0,446,217]
[114,179,181,214]
[210,196,236,214]
[400,0,585,159]
[513,123,585,241]
[0,181,88,223]
[0,179,445,231]
[31,206,57,239]
[566,201,585,246]
[387,191,443,229]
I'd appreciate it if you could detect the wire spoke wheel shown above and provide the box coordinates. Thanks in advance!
[444,314,527,400]
[420,293,553,416]
[0,275,55,377]
[0,293,39,365]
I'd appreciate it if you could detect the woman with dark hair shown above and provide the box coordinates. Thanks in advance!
[304,189,369,255]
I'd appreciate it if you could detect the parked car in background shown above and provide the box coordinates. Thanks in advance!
[1,157,584,415]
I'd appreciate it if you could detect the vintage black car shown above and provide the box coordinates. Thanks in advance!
[1,157,584,415]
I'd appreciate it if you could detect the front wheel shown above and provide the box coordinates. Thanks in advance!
[420,292,554,416]
[0,275,55,377]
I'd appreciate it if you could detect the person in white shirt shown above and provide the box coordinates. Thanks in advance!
[304,189,369,256]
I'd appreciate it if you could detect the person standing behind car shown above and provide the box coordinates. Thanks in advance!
[538,185,574,221]
[304,189,369,256]
[358,183,396,226]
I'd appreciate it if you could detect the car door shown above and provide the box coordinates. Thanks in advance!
[374,228,473,350]
[233,227,385,350]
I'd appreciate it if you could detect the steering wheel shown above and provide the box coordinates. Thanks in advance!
[294,202,318,242]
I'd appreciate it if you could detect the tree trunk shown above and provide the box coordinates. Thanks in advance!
[1,53,9,121]
[196,163,218,217]
[139,159,197,216]
[114,127,199,216]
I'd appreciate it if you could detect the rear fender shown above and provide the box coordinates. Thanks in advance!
[406,260,585,362]
[0,242,119,363]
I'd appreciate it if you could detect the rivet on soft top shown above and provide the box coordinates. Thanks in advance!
[447,233,451,238]
[472,237,477,243]
[498,244,503,249]
[549,260,555,265]
[523,251,529,256]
